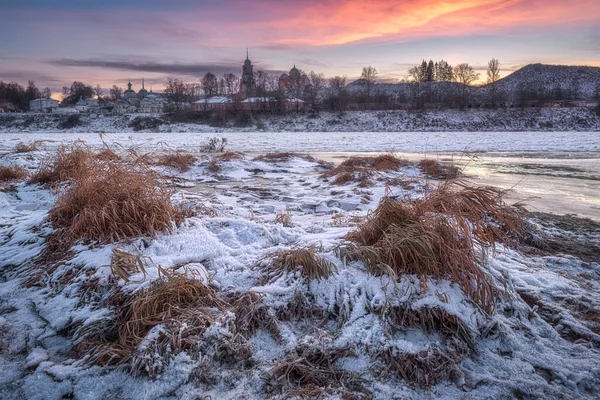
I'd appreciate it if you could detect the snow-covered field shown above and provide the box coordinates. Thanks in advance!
[1,138,600,399]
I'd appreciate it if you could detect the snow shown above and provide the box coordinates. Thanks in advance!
[1,140,600,399]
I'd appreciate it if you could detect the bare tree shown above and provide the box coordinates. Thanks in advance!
[41,87,52,99]
[453,63,480,108]
[110,85,123,100]
[307,71,325,111]
[201,73,218,98]
[164,77,191,112]
[487,58,501,108]
[93,84,104,99]
[360,66,378,99]
[223,73,240,96]
[328,75,348,112]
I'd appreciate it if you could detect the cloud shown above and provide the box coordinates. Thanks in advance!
[48,59,241,76]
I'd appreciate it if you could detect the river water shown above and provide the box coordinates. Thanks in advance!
[313,151,600,221]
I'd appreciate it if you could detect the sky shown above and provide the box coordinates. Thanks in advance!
[0,0,599,94]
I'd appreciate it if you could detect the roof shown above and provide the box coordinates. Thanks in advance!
[243,97,275,103]
[194,96,232,104]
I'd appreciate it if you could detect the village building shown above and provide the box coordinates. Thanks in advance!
[240,50,256,98]
[139,93,165,113]
[279,64,311,93]
[191,96,232,112]
[29,98,59,113]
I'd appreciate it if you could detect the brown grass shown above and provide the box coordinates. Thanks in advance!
[83,277,224,369]
[110,249,149,282]
[207,157,221,173]
[384,306,474,349]
[0,165,27,182]
[29,143,94,185]
[255,152,316,162]
[345,182,525,313]
[215,151,244,161]
[380,345,463,387]
[156,152,197,172]
[15,141,38,153]
[265,245,335,281]
[48,158,185,244]
[275,207,293,227]
[323,154,409,186]
[271,346,353,389]
[418,159,460,180]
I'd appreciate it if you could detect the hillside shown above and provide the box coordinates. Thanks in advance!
[494,64,600,100]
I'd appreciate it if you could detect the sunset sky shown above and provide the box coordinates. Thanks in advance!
[1,0,599,93]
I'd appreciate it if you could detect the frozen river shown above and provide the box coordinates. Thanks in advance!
[1,130,599,220]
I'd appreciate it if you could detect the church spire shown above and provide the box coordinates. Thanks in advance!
[246,48,249,60]
[142,78,145,89]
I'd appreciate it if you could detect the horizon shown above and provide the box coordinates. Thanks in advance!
[1,0,599,95]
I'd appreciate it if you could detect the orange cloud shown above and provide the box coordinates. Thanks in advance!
[236,0,600,46]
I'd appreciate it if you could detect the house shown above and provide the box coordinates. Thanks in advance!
[114,98,137,114]
[191,96,232,112]
[139,94,165,113]
[74,98,99,113]
[29,98,59,113]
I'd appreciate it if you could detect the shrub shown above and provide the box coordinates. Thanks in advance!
[155,152,197,172]
[15,141,38,153]
[48,157,186,244]
[59,114,83,129]
[201,137,228,152]
[345,182,524,313]
[29,143,94,185]
[0,165,27,182]
[323,154,409,185]
[265,245,335,281]
[129,116,164,132]
[418,159,460,180]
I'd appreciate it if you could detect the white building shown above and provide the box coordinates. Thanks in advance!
[139,94,165,113]
[29,98,59,113]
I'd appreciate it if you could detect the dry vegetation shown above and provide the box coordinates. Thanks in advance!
[275,207,293,227]
[0,165,27,182]
[345,182,524,313]
[155,152,197,172]
[323,154,410,186]
[254,152,316,162]
[29,143,187,246]
[265,245,335,281]
[29,142,93,185]
[49,160,185,244]
[15,141,39,153]
[418,159,460,180]
[214,151,244,162]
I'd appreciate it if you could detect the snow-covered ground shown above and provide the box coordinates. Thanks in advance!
[1,141,600,399]
[1,107,599,134]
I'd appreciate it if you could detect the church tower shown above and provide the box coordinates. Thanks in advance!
[240,49,255,98]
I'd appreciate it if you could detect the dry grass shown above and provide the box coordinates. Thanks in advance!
[215,151,244,162]
[83,277,224,369]
[229,291,281,341]
[254,152,316,162]
[15,141,39,153]
[271,346,354,389]
[380,345,463,387]
[265,245,335,281]
[418,159,460,180]
[323,154,409,186]
[156,152,197,172]
[95,148,120,162]
[0,165,27,182]
[345,182,524,313]
[207,157,221,173]
[48,157,185,244]
[29,143,94,185]
[110,248,149,282]
[275,207,293,227]
[384,306,474,349]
